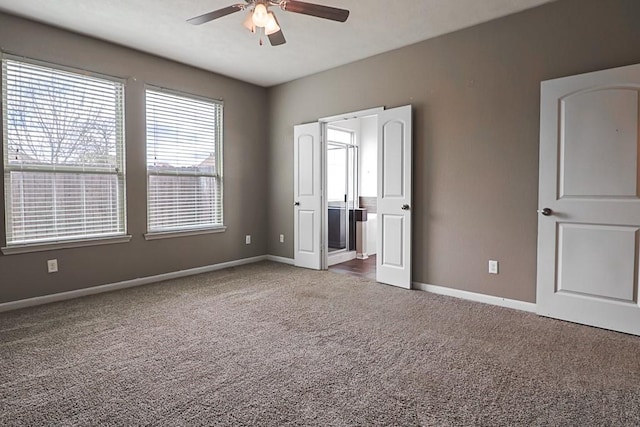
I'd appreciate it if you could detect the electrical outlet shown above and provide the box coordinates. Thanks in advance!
[47,259,58,273]
[245,235,251,245]
[488,260,499,275]
[279,234,285,243]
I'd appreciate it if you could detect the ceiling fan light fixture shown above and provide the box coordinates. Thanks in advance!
[264,12,280,35]
[243,11,256,32]
[252,3,269,28]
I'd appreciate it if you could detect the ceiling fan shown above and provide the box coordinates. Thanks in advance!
[187,0,350,46]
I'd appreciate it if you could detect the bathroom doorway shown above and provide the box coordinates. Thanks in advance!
[326,128,358,265]
[294,105,412,288]
[324,115,378,276]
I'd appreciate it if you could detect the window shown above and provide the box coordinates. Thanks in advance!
[145,88,223,234]
[2,57,126,247]
[326,127,356,204]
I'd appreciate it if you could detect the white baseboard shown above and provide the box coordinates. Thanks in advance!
[0,255,268,313]
[413,282,536,313]
[266,255,295,265]
[0,256,537,315]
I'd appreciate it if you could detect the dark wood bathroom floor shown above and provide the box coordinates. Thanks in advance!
[329,255,376,281]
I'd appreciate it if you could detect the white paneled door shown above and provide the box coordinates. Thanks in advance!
[294,122,322,270]
[377,105,412,288]
[537,63,640,336]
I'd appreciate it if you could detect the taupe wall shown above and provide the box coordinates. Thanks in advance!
[267,0,640,302]
[4,0,640,306]
[0,13,269,303]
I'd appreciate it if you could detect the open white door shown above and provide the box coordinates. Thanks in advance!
[538,63,640,336]
[294,122,322,270]
[376,105,412,288]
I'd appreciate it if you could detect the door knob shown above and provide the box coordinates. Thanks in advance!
[294,201,300,206]
[538,207,552,216]
[401,204,410,211]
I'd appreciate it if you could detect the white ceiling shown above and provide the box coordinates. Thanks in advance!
[0,0,555,87]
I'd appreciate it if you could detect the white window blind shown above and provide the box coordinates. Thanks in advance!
[146,88,223,232]
[2,57,126,245]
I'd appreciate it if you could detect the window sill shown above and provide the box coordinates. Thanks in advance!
[144,226,227,241]
[1,235,133,255]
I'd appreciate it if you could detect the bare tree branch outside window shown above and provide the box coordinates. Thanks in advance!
[7,74,118,168]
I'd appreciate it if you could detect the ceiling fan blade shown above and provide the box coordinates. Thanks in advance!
[282,1,349,22]
[187,4,244,25]
[267,13,286,46]
[268,29,286,46]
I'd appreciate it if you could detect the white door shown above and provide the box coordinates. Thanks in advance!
[537,63,640,336]
[294,122,322,270]
[376,105,412,288]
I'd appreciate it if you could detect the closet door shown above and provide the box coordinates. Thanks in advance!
[537,63,640,335]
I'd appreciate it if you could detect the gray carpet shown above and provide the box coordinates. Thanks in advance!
[1,261,639,426]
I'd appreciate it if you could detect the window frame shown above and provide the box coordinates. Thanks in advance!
[1,54,130,254]
[143,85,225,239]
